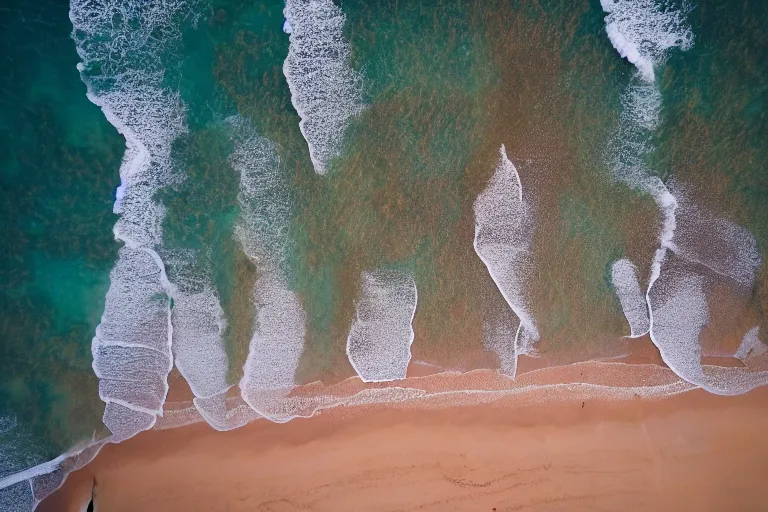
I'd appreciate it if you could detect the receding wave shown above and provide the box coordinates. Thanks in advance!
[165,251,230,403]
[346,269,418,382]
[611,259,650,337]
[600,2,768,395]
[0,439,104,511]
[647,190,768,395]
[149,362,699,434]
[227,117,307,423]
[283,0,365,175]
[70,0,197,445]
[473,145,538,378]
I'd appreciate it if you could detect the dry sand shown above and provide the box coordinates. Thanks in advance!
[41,363,768,512]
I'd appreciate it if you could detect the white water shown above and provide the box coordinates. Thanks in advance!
[736,327,767,363]
[0,481,33,512]
[130,362,700,433]
[166,252,230,402]
[194,392,262,432]
[600,0,693,83]
[0,1,208,506]
[0,439,105,511]
[227,117,307,423]
[239,274,307,422]
[474,144,538,378]
[70,0,197,442]
[346,269,418,382]
[602,0,768,395]
[667,187,761,288]
[283,0,365,174]
[646,196,768,395]
[611,259,650,337]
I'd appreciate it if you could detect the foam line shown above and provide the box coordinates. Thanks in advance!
[154,402,205,431]
[611,259,650,337]
[346,269,418,382]
[473,144,538,378]
[159,363,698,427]
[283,0,365,174]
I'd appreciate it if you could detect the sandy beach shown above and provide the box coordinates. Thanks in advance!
[40,360,768,512]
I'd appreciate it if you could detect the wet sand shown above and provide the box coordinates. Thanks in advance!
[41,362,768,512]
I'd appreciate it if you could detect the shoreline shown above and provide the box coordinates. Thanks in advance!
[40,359,768,511]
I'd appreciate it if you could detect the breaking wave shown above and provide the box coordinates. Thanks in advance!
[473,144,538,378]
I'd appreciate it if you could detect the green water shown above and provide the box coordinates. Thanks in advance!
[0,0,122,467]
[1,0,767,487]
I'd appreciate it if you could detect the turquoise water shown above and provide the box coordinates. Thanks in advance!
[0,0,122,477]
[1,0,767,507]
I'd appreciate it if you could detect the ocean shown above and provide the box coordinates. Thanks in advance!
[1,0,767,508]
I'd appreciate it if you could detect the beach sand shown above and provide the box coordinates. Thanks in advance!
[40,363,768,512]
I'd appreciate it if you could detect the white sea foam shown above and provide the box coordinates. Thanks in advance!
[70,0,195,442]
[0,439,105,512]
[600,0,693,83]
[736,327,767,363]
[606,81,662,190]
[474,145,538,378]
[0,480,33,512]
[643,189,767,394]
[648,251,768,395]
[228,116,292,267]
[239,275,307,422]
[154,401,204,431]
[667,185,761,288]
[607,90,768,394]
[283,0,365,174]
[611,259,650,337]
[227,117,307,422]
[101,402,157,443]
[647,253,708,383]
[601,4,764,394]
[166,256,230,401]
[346,269,418,382]
[140,363,699,428]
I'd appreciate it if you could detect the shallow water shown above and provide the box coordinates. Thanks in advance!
[1,0,767,507]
